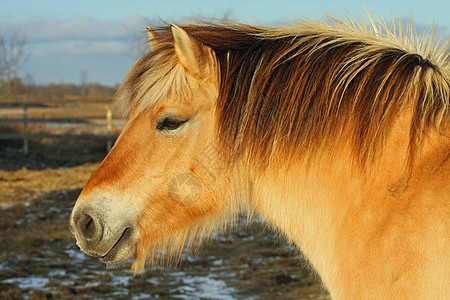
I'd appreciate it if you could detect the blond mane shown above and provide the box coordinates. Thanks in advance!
[116,15,449,168]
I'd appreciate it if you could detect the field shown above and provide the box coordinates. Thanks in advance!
[0,108,330,299]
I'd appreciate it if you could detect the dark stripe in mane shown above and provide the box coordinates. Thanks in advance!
[117,18,449,168]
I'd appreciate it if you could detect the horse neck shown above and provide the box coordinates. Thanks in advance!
[251,154,363,297]
[248,117,449,298]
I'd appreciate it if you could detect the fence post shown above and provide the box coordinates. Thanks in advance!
[106,107,112,152]
[23,105,29,155]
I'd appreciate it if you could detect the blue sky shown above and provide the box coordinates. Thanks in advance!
[1,0,448,86]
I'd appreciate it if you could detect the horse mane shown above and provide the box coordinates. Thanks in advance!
[116,15,449,168]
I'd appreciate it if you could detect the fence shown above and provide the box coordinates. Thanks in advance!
[0,103,122,154]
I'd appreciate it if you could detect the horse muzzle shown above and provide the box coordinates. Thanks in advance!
[69,193,140,264]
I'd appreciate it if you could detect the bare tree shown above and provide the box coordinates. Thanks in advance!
[0,27,30,97]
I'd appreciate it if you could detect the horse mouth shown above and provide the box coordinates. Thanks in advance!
[98,227,134,264]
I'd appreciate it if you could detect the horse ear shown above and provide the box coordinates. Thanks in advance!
[171,24,215,80]
[146,27,162,50]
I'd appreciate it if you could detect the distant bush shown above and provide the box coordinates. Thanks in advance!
[0,77,117,102]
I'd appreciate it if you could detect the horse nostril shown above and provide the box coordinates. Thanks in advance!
[84,215,96,240]
[76,213,102,242]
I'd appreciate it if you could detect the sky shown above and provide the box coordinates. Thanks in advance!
[0,0,448,86]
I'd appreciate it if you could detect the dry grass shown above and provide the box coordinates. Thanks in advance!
[0,164,97,203]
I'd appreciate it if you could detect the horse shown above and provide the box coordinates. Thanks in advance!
[69,15,449,299]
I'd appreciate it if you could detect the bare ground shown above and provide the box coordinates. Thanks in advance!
[0,141,330,299]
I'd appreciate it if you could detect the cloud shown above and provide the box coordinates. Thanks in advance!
[0,15,161,84]
[1,15,158,55]
[58,40,130,54]
[6,15,155,41]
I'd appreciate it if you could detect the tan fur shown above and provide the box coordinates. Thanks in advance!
[116,16,448,169]
[72,15,449,299]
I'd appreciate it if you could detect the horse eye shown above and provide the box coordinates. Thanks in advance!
[156,118,186,131]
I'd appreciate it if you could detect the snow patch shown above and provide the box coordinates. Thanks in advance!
[172,274,236,300]
[3,277,50,289]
